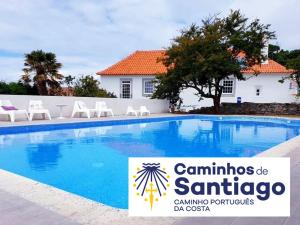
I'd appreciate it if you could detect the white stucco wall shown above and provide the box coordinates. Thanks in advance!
[0,95,168,118]
[100,73,298,107]
[180,73,298,107]
[101,75,155,99]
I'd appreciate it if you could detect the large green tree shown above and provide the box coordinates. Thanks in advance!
[278,55,300,94]
[269,44,300,92]
[154,10,275,113]
[22,50,63,95]
[286,58,300,95]
[74,75,116,98]
[152,75,182,112]
[268,44,300,66]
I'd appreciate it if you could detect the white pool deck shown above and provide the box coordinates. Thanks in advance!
[0,114,299,225]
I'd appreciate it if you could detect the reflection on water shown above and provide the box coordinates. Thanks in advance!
[1,119,300,164]
[73,128,91,138]
[0,134,15,146]
[0,118,299,209]
[94,126,112,135]
[29,132,50,144]
[139,123,147,129]
[26,142,62,170]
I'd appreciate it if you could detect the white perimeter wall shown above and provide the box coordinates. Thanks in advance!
[0,95,168,118]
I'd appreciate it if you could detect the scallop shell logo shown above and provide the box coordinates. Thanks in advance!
[132,163,170,210]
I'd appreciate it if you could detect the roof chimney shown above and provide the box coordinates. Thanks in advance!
[261,42,269,64]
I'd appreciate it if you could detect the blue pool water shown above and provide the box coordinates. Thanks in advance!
[0,115,299,209]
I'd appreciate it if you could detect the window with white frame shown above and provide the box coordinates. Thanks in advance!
[120,79,132,98]
[222,79,234,94]
[143,79,154,95]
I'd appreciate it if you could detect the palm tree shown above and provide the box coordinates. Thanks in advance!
[22,50,63,95]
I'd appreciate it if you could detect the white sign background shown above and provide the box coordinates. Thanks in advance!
[129,157,290,217]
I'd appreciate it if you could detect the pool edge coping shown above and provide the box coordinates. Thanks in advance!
[0,114,194,135]
[0,168,176,225]
[256,134,300,157]
[0,114,190,128]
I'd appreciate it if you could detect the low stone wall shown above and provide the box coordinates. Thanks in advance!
[190,102,300,115]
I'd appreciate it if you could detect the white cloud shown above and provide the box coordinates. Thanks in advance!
[228,0,300,49]
[0,57,24,81]
[0,0,299,82]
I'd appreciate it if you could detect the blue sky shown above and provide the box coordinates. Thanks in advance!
[0,0,299,81]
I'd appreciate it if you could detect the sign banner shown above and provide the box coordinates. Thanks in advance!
[128,157,290,217]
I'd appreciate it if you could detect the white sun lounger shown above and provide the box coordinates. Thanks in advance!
[138,106,150,116]
[0,100,29,122]
[126,106,138,116]
[28,100,51,121]
[71,101,96,118]
[95,101,114,117]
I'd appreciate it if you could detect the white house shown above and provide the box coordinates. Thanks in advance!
[97,50,297,107]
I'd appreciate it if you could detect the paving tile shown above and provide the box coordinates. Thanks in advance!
[282,216,300,225]
[0,190,81,225]
[230,217,286,225]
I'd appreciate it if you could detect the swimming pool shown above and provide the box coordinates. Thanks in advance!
[0,115,299,209]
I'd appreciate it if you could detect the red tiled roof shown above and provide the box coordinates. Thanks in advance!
[97,50,292,76]
[242,59,293,74]
[97,50,167,75]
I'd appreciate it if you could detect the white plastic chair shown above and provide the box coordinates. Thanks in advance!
[95,102,114,117]
[0,100,29,122]
[28,100,51,121]
[139,106,150,116]
[126,106,138,116]
[71,101,96,118]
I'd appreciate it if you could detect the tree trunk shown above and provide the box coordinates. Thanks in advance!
[36,80,48,95]
[213,96,221,114]
[169,106,175,113]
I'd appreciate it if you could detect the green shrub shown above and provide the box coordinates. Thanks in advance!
[74,75,116,98]
[0,81,38,95]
